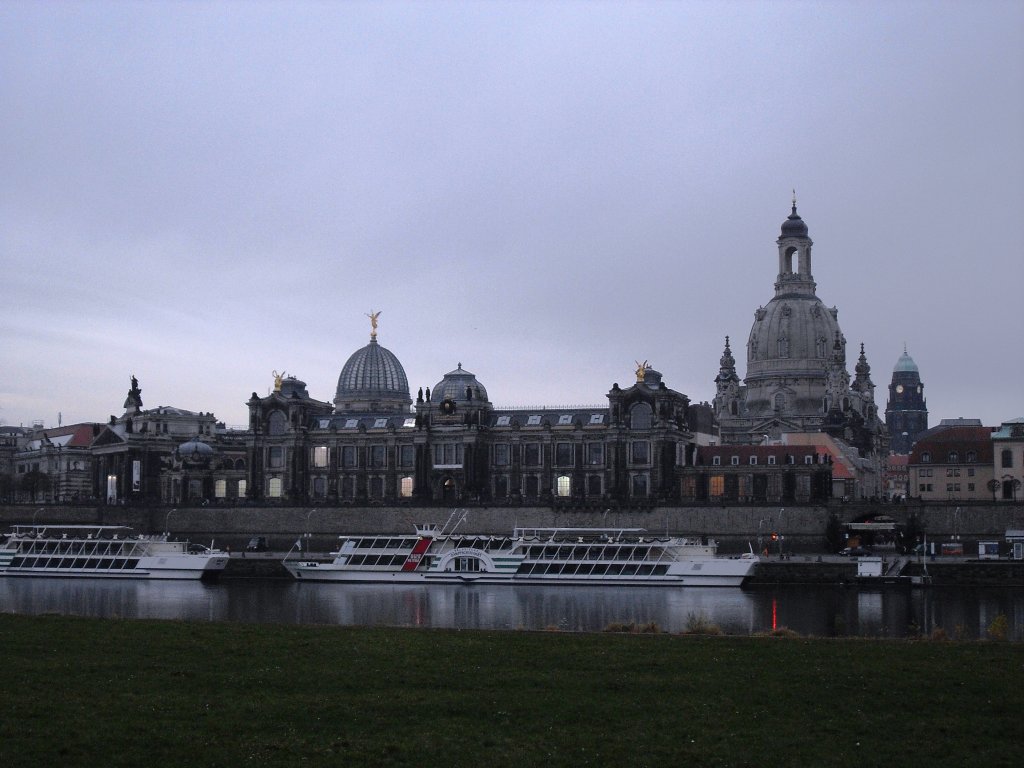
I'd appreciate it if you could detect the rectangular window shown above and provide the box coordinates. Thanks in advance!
[632,474,649,497]
[433,443,464,467]
[400,476,414,497]
[313,446,329,468]
[524,443,542,467]
[631,441,649,464]
[398,445,415,468]
[494,475,509,498]
[373,418,389,429]
[712,455,721,466]
[493,444,510,466]
[341,446,357,468]
[214,479,227,498]
[268,477,282,498]
[709,475,724,497]
[269,447,284,469]
[586,443,604,466]
[557,414,573,426]
[730,456,740,466]
[968,483,975,492]
[496,415,511,426]
[237,479,247,498]
[750,456,758,465]
[555,443,574,467]
[527,415,542,426]
[968,468,975,477]
[767,455,776,465]
[369,445,386,468]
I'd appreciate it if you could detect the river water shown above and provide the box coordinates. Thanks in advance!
[1,578,1022,639]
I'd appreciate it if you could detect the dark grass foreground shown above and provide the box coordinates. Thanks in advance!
[1,614,1021,767]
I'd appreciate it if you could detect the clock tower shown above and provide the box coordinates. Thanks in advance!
[885,347,928,454]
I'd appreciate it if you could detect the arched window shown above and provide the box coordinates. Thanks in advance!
[777,337,789,358]
[630,402,653,430]
[268,411,287,436]
[774,393,786,411]
[921,452,931,464]
[556,475,571,497]
[400,476,414,498]
[948,451,959,464]
[267,477,282,498]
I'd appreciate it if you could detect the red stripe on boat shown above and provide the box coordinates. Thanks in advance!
[401,537,433,571]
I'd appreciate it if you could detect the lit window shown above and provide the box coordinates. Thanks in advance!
[215,480,227,498]
[237,479,247,498]
[313,446,329,468]
[400,476,414,497]
[709,475,724,497]
[268,478,282,498]
[556,475,571,497]
[402,418,416,428]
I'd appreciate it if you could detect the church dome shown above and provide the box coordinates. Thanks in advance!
[893,350,919,374]
[780,204,809,238]
[334,338,411,413]
[432,363,489,405]
[746,295,843,380]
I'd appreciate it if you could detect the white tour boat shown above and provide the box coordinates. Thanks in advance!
[284,520,758,587]
[0,524,230,580]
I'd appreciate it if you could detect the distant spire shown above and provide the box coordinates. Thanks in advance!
[791,188,797,214]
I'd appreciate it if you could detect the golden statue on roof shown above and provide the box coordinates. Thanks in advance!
[366,310,381,340]
[635,360,649,382]
[272,370,286,392]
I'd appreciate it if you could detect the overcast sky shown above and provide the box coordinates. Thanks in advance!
[2,1,1022,432]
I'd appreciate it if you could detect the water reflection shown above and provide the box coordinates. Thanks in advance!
[1,578,1021,640]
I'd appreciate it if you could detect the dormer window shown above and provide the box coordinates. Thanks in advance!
[749,456,758,465]
[768,455,776,465]
[712,456,721,466]
[730,456,740,466]
[947,451,958,464]
[921,452,931,464]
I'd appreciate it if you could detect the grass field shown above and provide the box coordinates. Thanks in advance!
[1,614,1021,767]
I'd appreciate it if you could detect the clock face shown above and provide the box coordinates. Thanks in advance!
[896,384,904,394]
